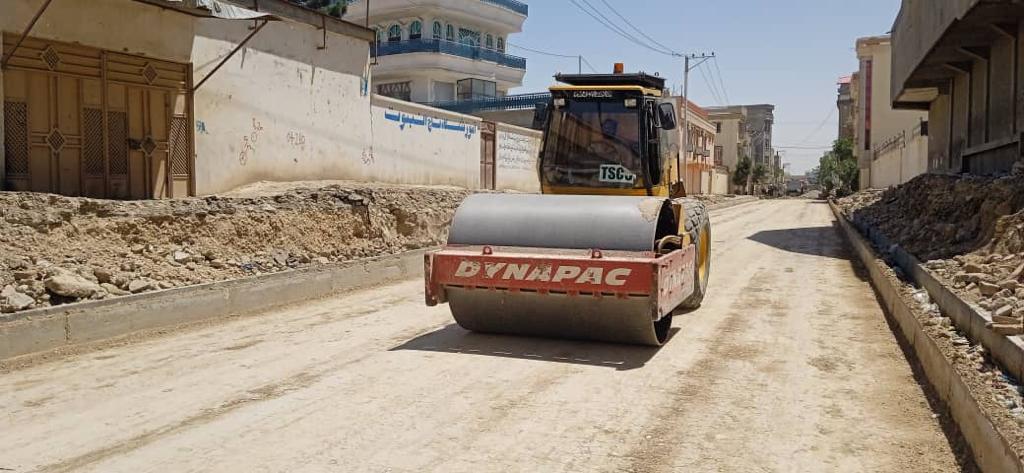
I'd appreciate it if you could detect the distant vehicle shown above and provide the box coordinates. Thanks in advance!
[786,180,805,196]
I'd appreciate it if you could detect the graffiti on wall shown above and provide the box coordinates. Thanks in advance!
[383,109,477,139]
[497,131,539,171]
[238,118,265,166]
[286,131,307,149]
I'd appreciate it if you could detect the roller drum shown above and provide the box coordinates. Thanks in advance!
[442,194,680,346]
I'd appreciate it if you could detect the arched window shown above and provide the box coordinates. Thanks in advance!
[387,24,402,42]
[485,34,494,49]
[375,27,384,44]
[446,24,455,42]
[432,21,442,40]
[409,20,422,40]
[496,37,505,53]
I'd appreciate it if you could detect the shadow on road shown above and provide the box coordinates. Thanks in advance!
[747,223,848,260]
[391,324,678,371]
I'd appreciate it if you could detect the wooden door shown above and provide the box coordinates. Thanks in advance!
[480,122,496,190]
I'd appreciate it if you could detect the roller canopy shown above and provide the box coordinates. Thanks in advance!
[447,194,672,252]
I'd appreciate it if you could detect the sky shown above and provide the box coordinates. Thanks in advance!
[507,0,902,174]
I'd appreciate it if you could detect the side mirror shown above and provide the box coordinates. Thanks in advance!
[657,102,677,130]
[532,102,549,130]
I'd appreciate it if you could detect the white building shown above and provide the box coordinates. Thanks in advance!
[344,0,528,103]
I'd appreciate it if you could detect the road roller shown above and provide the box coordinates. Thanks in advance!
[424,69,712,346]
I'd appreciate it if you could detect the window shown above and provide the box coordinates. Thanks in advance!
[387,24,401,42]
[446,24,455,41]
[486,34,494,49]
[457,78,497,101]
[497,37,505,53]
[377,82,412,102]
[432,21,442,40]
[714,122,721,133]
[409,21,422,40]
[375,28,384,44]
[459,28,481,46]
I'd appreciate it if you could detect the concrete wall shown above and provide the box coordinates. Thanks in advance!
[478,109,535,130]
[1,0,195,63]
[496,123,540,192]
[368,95,482,188]
[870,133,928,188]
[192,19,373,194]
[711,169,730,195]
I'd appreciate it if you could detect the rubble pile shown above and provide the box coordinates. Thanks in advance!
[837,173,1024,314]
[0,183,472,314]
[692,194,741,206]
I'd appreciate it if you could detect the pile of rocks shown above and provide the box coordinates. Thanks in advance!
[837,173,1024,316]
[837,174,1024,261]
[924,219,1024,314]
[0,182,473,314]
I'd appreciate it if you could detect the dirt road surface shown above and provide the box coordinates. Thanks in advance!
[1,200,968,472]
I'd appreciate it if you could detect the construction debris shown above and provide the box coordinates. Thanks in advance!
[0,182,472,314]
[837,173,1024,318]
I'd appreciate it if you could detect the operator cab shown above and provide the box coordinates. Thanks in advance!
[537,71,680,196]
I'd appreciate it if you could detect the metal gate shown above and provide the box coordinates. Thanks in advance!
[480,121,496,190]
[2,34,193,198]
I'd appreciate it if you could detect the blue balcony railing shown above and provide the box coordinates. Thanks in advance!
[481,0,528,15]
[373,39,527,70]
[426,92,551,114]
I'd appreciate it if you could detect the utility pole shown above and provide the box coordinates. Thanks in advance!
[679,52,715,193]
[579,55,582,74]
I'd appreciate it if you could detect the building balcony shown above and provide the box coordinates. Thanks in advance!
[480,0,528,16]
[346,0,527,33]
[426,92,550,114]
[374,39,526,70]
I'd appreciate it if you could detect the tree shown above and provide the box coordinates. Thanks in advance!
[752,163,768,184]
[732,156,751,188]
[817,138,858,197]
[290,0,347,18]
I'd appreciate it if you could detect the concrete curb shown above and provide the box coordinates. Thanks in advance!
[0,249,431,361]
[830,201,1023,473]
[842,208,1024,384]
[704,196,759,212]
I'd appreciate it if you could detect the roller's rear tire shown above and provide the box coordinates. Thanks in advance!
[679,199,711,310]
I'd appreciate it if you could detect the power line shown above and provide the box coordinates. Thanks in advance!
[697,65,724,106]
[596,0,679,54]
[711,57,731,104]
[581,56,599,73]
[567,0,674,55]
[795,108,837,145]
[579,0,673,54]
[507,42,580,59]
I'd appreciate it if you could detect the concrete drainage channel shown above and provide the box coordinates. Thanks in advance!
[830,201,1024,473]
[0,248,432,361]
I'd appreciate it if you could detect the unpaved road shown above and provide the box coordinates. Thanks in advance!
[1,200,968,472]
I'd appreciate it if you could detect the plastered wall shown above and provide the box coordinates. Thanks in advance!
[495,123,541,193]
[192,19,374,194]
